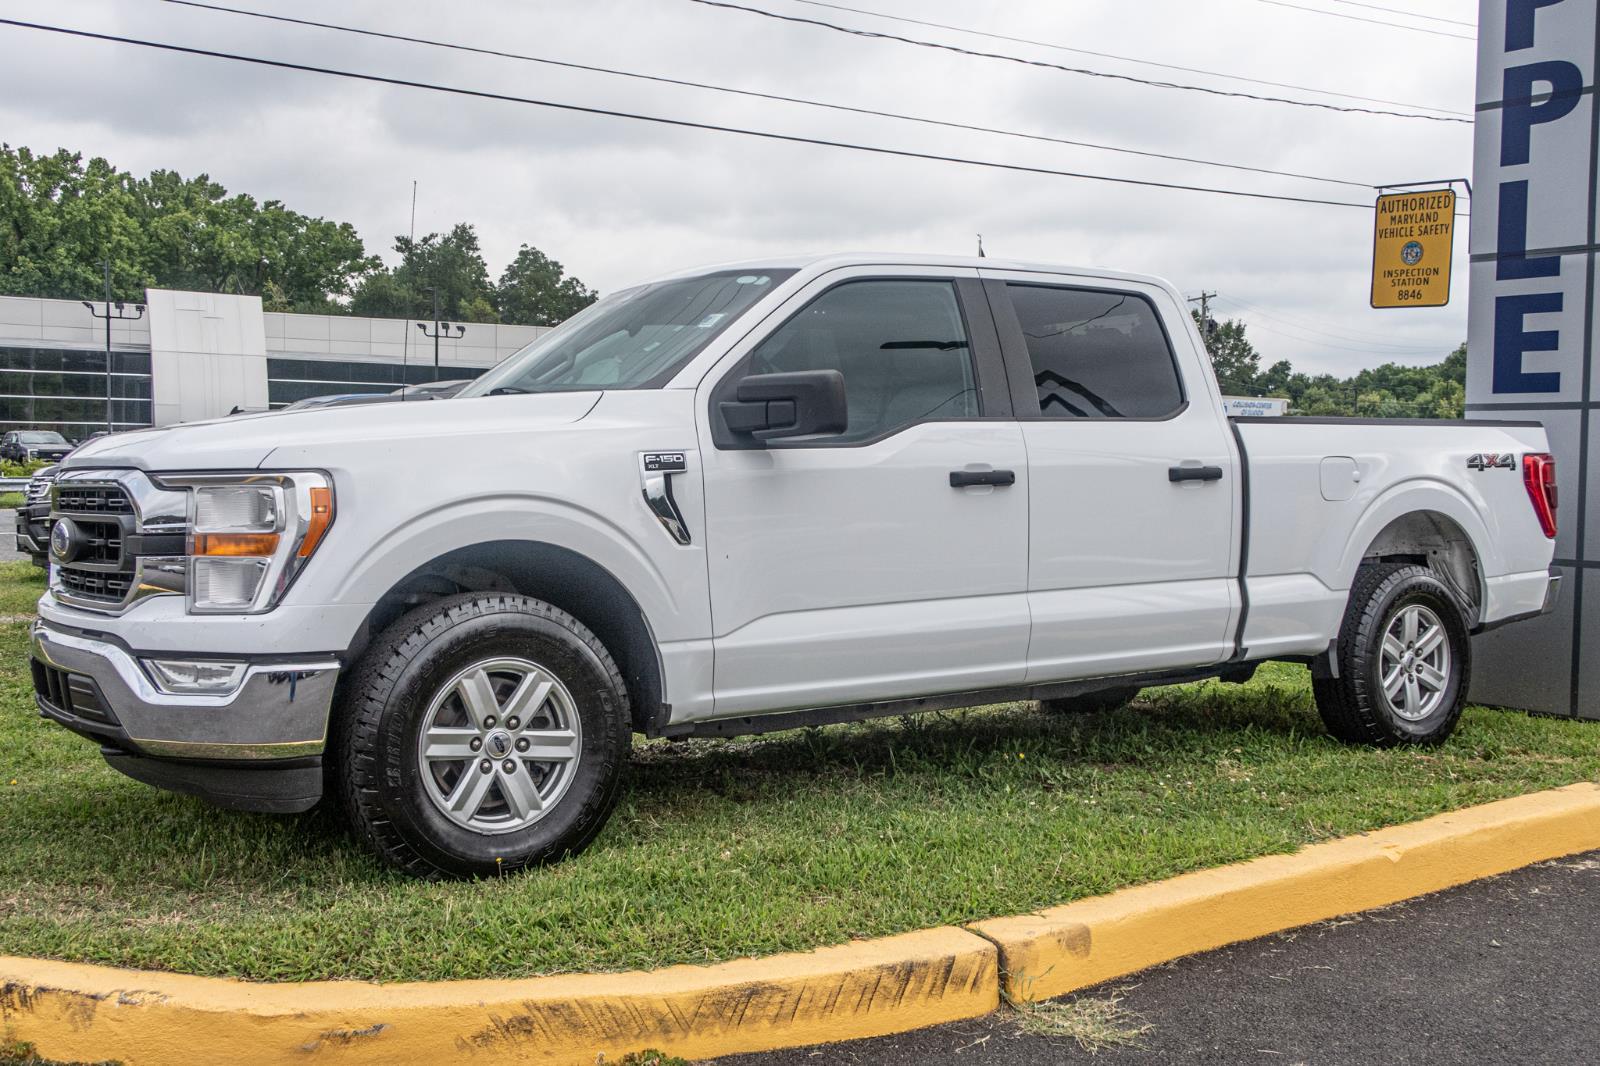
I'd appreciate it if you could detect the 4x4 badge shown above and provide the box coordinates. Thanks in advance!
[1466,453,1516,472]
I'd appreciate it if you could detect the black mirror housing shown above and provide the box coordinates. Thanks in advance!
[719,370,848,443]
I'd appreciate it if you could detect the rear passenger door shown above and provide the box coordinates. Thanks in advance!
[695,266,1031,717]
[980,272,1239,680]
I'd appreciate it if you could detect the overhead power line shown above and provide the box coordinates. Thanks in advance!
[156,0,1372,190]
[1218,299,1452,353]
[0,17,1375,210]
[688,0,1471,123]
[787,0,1468,117]
[1257,0,1476,40]
[1216,294,1451,347]
[1324,0,1476,28]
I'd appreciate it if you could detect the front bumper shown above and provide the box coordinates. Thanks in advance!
[29,621,341,812]
[30,621,340,759]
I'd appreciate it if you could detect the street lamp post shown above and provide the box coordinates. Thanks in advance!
[81,259,144,435]
[416,287,465,385]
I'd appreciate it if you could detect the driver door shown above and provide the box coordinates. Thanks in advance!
[693,266,1031,718]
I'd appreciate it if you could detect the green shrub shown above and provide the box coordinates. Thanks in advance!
[0,459,53,478]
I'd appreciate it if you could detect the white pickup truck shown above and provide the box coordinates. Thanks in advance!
[30,254,1560,878]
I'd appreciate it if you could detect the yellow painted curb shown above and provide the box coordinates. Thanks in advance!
[1,927,997,1064]
[4,784,1598,1064]
[970,782,1600,1003]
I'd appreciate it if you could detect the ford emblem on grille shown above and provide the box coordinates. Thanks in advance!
[49,518,79,564]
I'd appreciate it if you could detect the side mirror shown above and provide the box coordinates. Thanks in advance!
[719,370,847,443]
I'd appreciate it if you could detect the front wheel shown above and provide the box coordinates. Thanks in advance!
[1313,563,1470,747]
[335,593,631,878]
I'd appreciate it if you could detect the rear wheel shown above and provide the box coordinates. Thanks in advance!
[1039,685,1141,716]
[1313,563,1470,747]
[335,593,630,878]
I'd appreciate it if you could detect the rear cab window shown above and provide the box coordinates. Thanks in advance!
[1002,284,1186,420]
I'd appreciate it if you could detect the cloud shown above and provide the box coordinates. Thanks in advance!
[0,0,1476,373]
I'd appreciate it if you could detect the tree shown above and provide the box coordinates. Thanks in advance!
[495,244,597,326]
[351,223,496,322]
[0,145,144,300]
[135,168,376,310]
[1193,313,1262,395]
[0,144,377,308]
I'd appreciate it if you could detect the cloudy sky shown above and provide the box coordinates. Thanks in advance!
[0,0,1480,376]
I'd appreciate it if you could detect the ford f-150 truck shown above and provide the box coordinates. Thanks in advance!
[29,254,1561,878]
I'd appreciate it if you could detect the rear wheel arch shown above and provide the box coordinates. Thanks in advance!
[1357,509,1485,628]
[346,540,666,735]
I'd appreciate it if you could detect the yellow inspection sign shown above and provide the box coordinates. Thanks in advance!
[1370,188,1455,308]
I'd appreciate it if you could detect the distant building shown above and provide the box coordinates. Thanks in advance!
[0,290,552,439]
[1219,396,1289,418]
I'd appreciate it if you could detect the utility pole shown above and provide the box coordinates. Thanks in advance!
[1187,291,1218,337]
[81,259,144,435]
[416,286,465,384]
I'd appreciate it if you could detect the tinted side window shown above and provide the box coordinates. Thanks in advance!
[1006,285,1184,419]
[745,280,978,443]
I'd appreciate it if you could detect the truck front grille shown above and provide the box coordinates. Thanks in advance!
[57,568,134,603]
[55,485,135,515]
[24,476,54,504]
[53,482,141,608]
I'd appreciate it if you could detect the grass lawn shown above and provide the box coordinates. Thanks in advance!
[0,561,1595,983]
[0,493,24,509]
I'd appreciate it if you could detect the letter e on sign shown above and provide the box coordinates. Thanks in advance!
[1370,189,1456,308]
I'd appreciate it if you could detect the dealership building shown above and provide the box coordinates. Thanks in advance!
[0,289,551,440]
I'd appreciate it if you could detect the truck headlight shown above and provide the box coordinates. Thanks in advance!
[157,473,334,614]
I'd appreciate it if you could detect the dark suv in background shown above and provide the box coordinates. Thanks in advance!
[1,431,72,463]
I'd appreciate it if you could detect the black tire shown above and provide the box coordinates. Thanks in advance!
[1313,563,1471,747]
[1039,685,1141,716]
[333,592,630,878]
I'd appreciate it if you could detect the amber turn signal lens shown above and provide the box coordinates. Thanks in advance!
[297,486,334,558]
[194,533,280,557]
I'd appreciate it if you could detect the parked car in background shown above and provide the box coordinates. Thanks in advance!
[1,431,72,463]
[14,464,58,568]
[279,392,397,412]
[278,381,472,413]
[30,254,1561,879]
[394,379,472,401]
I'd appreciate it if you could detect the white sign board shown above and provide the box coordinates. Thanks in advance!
[1467,0,1598,718]
[1220,396,1290,418]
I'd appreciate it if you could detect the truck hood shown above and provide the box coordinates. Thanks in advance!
[62,392,603,472]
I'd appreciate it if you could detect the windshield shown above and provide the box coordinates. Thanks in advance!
[19,432,65,444]
[463,269,795,396]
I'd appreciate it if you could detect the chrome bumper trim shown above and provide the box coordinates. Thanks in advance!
[30,622,339,759]
[1544,572,1562,614]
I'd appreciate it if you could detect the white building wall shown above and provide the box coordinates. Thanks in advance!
[261,310,548,369]
[145,289,270,425]
[0,294,151,350]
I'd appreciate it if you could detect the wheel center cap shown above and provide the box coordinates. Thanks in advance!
[485,730,513,759]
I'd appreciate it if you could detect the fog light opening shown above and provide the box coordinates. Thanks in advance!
[143,658,249,695]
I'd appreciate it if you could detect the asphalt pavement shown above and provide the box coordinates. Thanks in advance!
[1,508,27,564]
[713,851,1600,1066]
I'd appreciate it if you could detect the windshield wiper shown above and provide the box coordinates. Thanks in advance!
[488,386,531,395]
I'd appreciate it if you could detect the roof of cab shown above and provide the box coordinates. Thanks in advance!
[648,252,1173,291]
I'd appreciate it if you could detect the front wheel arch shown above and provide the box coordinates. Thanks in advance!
[347,541,665,736]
